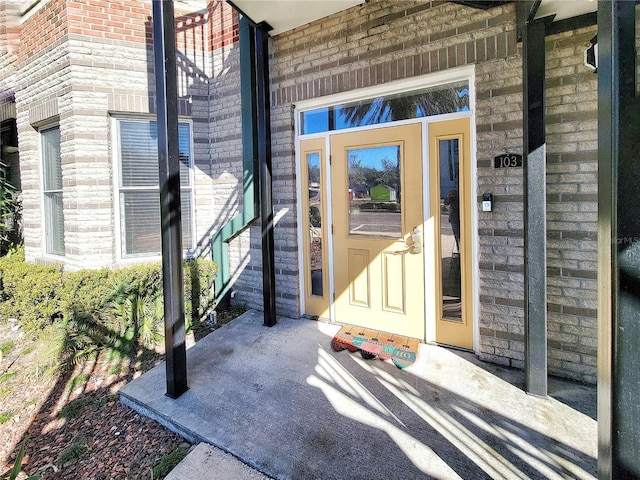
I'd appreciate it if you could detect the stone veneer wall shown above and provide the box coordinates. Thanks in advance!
[13,0,216,270]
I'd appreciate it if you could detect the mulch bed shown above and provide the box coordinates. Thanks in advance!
[0,307,244,479]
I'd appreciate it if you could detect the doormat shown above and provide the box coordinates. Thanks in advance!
[331,325,420,368]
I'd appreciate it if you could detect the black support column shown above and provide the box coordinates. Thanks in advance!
[254,23,277,327]
[597,1,640,477]
[520,2,548,397]
[153,0,188,399]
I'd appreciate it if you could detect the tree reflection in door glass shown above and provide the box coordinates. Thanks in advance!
[347,145,401,238]
[440,139,462,322]
[307,152,323,296]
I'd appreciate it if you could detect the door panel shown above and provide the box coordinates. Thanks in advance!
[429,118,473,349]
[382,252,406,313]
[331,124,425,339]
[300,137,330,318]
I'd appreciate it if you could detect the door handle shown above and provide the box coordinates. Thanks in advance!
[409,226,421,254]
[387,227,421,255]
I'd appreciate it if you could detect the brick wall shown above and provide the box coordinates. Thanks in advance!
[16,0,68,65]
[262,0,597,382]
[67,0,151,43]
[14,0,213,270]
[266,0,521,323]
[6,0,599,381]
[544,26,598,383]
[475,54,526,371]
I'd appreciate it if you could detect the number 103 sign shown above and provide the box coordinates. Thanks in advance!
[494,153,523,168]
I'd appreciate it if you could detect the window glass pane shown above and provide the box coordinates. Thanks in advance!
[119,121,191,187]
[120,190,192,256]
[45,192,65,255]
[307,152,323,296]
[118,119,193,257]
[301,107,329,135]
[42,126,64,255]
[300,81,469,134]
[347,145,401,238]
[439,139,462,322]
[42,127,61,190]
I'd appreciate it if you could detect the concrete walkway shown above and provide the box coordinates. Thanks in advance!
[121,311,597,479]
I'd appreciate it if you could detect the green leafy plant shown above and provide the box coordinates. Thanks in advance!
[151,447,189,479]
[66,373,91,392]
[0,372,17,383]
[0,252,218,371]
[56,396,94,420]
[106,278,163,354]
[0,410,14,424]
[4,436,41,480]
[0,254,63,334]
[0,169,22,257]
[56,436,87,467]
[0,341,14,356]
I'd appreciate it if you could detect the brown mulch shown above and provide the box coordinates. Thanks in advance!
[0,307,244,479]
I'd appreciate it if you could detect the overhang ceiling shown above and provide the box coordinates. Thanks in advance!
[229,0,597,36]
[228,0,365,36]
[535,0,597,21]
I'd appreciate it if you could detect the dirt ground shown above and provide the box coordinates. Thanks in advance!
[0,307,243,479]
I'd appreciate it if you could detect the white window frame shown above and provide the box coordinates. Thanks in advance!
[294,66,480,350]
[39,123,65,257]
[112,116,196,261]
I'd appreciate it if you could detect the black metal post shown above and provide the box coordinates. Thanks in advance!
[153,0,188,399]
[597,1,640,477]
[521,5,548,397]
[255,24,277,327]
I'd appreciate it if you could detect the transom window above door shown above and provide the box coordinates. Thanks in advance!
[300,81,469,135]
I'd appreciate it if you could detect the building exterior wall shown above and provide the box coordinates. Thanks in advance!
[544,25,598,383]
[2,0,598,383]
[11,0,228,270]
[244,0,598,383]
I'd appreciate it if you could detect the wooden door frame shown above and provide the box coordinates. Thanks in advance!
[296,115,477,350]
[428,118,474,350]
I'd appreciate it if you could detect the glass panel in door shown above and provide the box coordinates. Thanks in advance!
[430,118,473,350]
[300,137,329,318]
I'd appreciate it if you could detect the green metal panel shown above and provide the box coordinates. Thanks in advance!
[211,15,259,303]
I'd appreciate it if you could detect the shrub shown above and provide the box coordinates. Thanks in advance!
[0,251,218,362]
[0,254,63,332]
[184,258,217,328]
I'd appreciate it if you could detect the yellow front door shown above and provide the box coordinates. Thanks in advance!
[331,124,425,339]
[429,118,473,349]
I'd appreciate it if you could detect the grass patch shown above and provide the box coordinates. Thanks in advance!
[66,373,91,392]
[108,363,127,376]
[0,372,17,383]
[0,340,14,356]
[21,345,36,356]
[56,436,87,467]
[0,410,15,424]
[97,393,119,407]
[151,447,189,480]
[23,397,39,408]
[0,386,10,397]
[56,396,94,419]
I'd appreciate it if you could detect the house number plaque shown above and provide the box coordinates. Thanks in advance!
[494,153,522,168]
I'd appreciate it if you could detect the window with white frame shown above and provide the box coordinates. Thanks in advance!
[116,119,193,258]
[41,125,65,255]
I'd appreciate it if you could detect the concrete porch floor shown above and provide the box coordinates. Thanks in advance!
[120,310,597,480]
